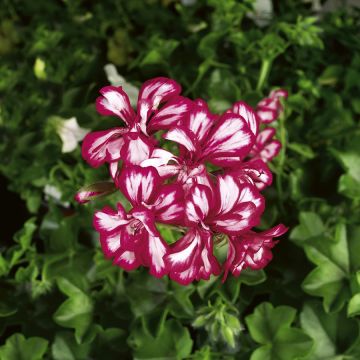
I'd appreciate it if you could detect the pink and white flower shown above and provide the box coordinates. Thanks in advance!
[165,175,265,284]
[142,99,255,186]
[77,78,288,285]
[256,88,288,124]
[94,165,184,277]
[223,224,288,279]
[250,127,281,163]
[82,78,192,168]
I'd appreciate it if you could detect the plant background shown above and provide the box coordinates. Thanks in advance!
[1,0,360,359]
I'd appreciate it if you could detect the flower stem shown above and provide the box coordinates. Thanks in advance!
[276,107,287,213]
[256,58,272,92]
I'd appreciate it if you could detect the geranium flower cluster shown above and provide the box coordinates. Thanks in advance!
[77,77,288,285]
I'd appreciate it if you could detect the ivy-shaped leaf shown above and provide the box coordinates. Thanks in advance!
[300,301,360,359]
[128,319,193,359]
[291,214,360,313]
[245,302,313,360]
[0,333,48,360]
[53,277,94,343]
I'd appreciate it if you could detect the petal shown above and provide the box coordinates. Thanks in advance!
[82,128,127,167]
[196,231,222,281]
[215,175,241,215]
[211,202,259,235]
[186,100,216,143]
[260,223,288,237]
[138,77,181,111]
[256,127,276,146]
[93,203,128,233]
[237,184,265,213]
[224,224,287,278]
[228,159,272,191]
[270,89,288,99]
[99,231,122,257]
[185,184,212,224]
[140,148,181,178]
[117,165,160,206]
[75,181,117,204]
[258,140,281,162]
[109,161,119,180]
[256,107,278,124]
[165,229,220,285]
[142,231,169,277]
[165,229,202,273]
[113,249,141,271]
[96,86,135,125]
[120,132,154,165]
[147,96,193,133]
[153,184,185,225]
[178,164,213,190]
[202,113,254,165]
[231,101,259,136]
[164,126,197,153]
[257,97,279,111]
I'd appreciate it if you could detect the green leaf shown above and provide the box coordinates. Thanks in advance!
[0,333,48,360]
[300,302,337,359]
[51,332,91,360]
[331,136,360,183]
[338,174,360,200]
[301,223,353,312]
[290,212,325,245]
[53,277,94,343]
[300,301,360,359]
[246,302,313,360]
[128,319,193,359]
[288,142,315,159]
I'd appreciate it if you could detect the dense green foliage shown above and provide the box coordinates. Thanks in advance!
[1,0,360,358]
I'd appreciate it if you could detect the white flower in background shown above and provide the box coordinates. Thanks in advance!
[181,0,197,6]
[56,117,89,153]
[303,0,322,12]
[303,0,359,14]
[104,64,139,106]
[248,0,273,27]
[43,184,70,208]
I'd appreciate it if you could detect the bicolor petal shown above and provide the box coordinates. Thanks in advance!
[117,165,160,206]
[201,113,254,166]
[231,101,259,136]
[153,184,185,225]
[113,248,141,271]
[96,86,135,125]
[186,100,216,143]
[256,107,277,124]
[147,96,192,133]
[82,128,127,167]
[185,184,213,225]
[137,77,181,122]
[165,228,220,285]
[140,148,181,178]
[250,128,281,162]
[164,126,197,153]
[224,224,288,278]
[120,132,154,165]
[229,159,273,190]
[93,203,128,233]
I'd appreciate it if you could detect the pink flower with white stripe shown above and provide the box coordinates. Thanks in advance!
[78,77,288,285]
[223,224,288,279]
[82,77,192,169]
[142,99,255,187]
[256,89,288,124]
[250,127,281,163]
[94,165,184,277]
[165,175,265,285]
